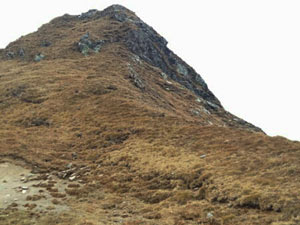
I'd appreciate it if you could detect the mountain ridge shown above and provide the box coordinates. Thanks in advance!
[0,5,300,225]
[0,4,261,132]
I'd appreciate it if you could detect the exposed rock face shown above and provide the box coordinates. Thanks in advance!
[128,64,145,90]
[103,5,221,107]
[0,4,261,131]
[77,33,106,56]
[0,4,219,108]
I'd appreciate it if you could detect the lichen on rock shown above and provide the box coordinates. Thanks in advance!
[77,32,106,56]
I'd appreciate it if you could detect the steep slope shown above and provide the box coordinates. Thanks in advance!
[0,5,261,132]
[0,5,300,225]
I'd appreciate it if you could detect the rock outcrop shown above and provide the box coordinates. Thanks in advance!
[77,33,106,56]
[0,4,261,132]
[76,5,222,107]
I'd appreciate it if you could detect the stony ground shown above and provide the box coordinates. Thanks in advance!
[1,5,300,225]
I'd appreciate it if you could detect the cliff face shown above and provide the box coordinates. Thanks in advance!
[1,5,300,225]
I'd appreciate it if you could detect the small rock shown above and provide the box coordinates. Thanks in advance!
[77,32,106,56]
[18,48,25,57]
[191,109,200,116]
[112,11,128,22]
[69,176,76,181]
[131,54,142,64]
[41,40,52,47]
[128,66,145,90]
[160,72,168,80]
[207,212,214,219]
[34,53,45,62]
[196,98,202,103]
[22,186,29,190]
[78,42,90,56]
[72,152,78,159]
[206,101,219,110]
[177,63,188,76]
[78,9,98,19]
[93,45,101,53]
[200,155,206,159]
[22,190,27,194]
[66,163,73,169]
[6,51,15,59]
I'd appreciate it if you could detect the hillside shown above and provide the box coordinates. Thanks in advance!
[0,5,300,225]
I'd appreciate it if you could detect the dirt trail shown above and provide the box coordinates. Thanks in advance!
[0,161,75,213]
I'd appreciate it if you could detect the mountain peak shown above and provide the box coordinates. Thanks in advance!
[2,6,300,225]
[77,4,134,21]
[1,5,261,132]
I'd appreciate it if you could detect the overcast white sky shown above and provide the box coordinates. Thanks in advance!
[1,1,299,141]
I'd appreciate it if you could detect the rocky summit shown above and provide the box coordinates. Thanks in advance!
[0,5,300,225]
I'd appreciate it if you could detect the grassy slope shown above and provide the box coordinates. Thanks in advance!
[1,10,300,225]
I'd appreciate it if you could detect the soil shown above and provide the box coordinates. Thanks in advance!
[0,160,74,213]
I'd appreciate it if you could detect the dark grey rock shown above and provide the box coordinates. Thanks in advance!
[101,4,131,22]
[41,40,52,47]
[80,32,90,41]
[77,33,106,55]
[176,63,188,76]
[34,53,45,62]
[111,11,128,22]
[206,101,219,110]
[78,42,90,56]
[128,65,145,90]
[78,9,99,19]
[72,152,78,159]
[121,19,221,107]
[78,5,134,23]
[6,51,15,59]
[93,40,105,53]
[194,74,207,88]
[18,48,25,57]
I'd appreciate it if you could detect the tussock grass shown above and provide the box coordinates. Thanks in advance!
[0,8,300,225]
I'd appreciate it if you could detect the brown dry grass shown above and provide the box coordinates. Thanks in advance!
[1,7,300,225]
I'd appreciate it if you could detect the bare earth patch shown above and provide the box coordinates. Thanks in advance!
[0,161,73,214]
